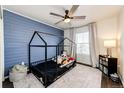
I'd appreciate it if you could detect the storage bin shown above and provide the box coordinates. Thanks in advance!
[9,71,27,82]
[9,64,28,82]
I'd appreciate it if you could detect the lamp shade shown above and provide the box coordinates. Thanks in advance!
[104,39,116,48]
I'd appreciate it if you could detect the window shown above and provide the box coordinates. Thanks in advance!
[75,26,91,65]
[76,31,90,55]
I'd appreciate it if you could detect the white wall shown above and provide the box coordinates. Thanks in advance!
[64,28,75,56]
[97,16,118,57]
[97,14,124,86]
[64,15,121,83]
[0,18,2,88]
[64,29,71,54]
[65,16,118,58]
[64,29,70,39]
[118,6,124,86]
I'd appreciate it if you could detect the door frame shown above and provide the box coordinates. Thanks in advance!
[0,6,4,88]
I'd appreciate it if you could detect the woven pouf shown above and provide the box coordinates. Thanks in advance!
[9,71,27,82]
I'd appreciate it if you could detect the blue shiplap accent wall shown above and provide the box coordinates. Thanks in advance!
[3,10,64,76]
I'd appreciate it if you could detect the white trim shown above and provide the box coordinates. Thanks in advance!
[118,73,124,87]
[3,8,63,30]
[0,6,4,88]
[0,6,2,88]
[1,6,4,82]
[4,76,9,80]
[122,80,124,86]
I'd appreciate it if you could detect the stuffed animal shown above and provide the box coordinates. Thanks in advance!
[68,57,75,62]
[61,51,70,61]
[68,57,75,61]
[61,51,67,57]
[57,56,62,64]
[62,59,68,65]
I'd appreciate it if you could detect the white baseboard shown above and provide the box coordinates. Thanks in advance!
[118,73,124,87]
[3,76,9,81]
[121,78,124,86]
[122,81,124,86]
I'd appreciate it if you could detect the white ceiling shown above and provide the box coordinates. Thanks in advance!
[3,5,122,30]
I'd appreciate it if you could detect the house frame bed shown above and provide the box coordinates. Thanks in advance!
[28,31,77,87]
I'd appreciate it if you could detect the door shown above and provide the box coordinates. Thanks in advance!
[75,26,91,65]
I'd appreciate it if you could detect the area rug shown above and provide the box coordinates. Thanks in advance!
[13,73,44,88]
[13,64,102,88]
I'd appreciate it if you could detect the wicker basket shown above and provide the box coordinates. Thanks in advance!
[9,71,27,82]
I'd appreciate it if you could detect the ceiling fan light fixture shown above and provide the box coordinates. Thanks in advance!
[64,18,70,23]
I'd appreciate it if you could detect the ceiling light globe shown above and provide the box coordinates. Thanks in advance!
[64,18,70,23]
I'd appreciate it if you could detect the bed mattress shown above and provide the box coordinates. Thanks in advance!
[31,60,76,86]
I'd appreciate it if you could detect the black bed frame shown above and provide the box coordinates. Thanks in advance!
[28,31,77,87]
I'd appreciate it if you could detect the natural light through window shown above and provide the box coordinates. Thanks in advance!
[76,31,90,55]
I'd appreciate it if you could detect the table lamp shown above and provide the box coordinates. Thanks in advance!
[104,39,116,57]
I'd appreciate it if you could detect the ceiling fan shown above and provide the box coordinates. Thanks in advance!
[50,5,86,24]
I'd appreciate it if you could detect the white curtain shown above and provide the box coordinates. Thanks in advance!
[64,23,99,67]
[64,28,76,58]
[89,22,99,67]
[69,28,76,58]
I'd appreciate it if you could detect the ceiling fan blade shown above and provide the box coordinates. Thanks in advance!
[50,12,64,18]
[55,19,64,24]
[62,7,66,12]
[71,16,86,19]
[69,5,79,16]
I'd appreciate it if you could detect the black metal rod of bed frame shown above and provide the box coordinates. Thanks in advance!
[35,30,64,37]
[57,37,76,55]
[29,31,48,86]
[56,46,58,78]
[29,31,36,72]
[36,32,48,86]
[29,45,70,47]
[28,31,77,87]
[58,37,76,45]
[30,45,57,47]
